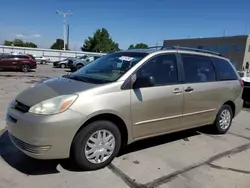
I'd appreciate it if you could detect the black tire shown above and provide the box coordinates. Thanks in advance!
[21,64,30,73]
[76,64,83,70]
[71,120,121,170]
[41,60,46,64]
[60,63,66,68]
[212,104,233,134]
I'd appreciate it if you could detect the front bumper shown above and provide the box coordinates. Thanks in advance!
[6,106,85,159]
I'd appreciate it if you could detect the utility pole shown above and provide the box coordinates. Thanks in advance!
[56,10,72,51]
[67,24,70,49]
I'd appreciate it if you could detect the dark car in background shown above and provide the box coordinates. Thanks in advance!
[53,58,69,68]
[68,55,102,71]
[0,53,37,72]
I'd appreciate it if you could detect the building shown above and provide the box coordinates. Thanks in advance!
[163,35,250,70]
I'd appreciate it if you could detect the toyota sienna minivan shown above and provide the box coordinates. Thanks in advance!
[6,46,243,170]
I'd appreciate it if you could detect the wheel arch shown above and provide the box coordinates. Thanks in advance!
[70,113,129,154]
[223,100,235,117]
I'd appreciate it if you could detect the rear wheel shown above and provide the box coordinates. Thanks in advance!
[212,104,233,134]
[41,60,46,64]
[60,63,66,68]
[21,64,30,73]
[76,64,83,70]
[71,120,121,170]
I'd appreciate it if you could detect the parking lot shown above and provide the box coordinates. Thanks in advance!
[0,64,250,188]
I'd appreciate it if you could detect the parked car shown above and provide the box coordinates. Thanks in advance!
[34,55,50,64]
[239,70,250,104]
[6,47,243,170]
[53,58,69,68]
[75,55,88,60]
[0,53,36,72]
[26,54,36,60]
[68,55,102,71]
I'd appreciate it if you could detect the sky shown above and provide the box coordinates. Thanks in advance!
[0,0,250,50]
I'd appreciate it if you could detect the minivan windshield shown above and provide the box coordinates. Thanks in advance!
[69,52,148,83]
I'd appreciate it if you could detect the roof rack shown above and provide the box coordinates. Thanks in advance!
[147,45,163,49]
[161,46,223,56]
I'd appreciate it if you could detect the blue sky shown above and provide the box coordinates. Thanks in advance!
[0,0,250,50]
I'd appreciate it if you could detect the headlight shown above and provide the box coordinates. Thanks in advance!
[29,94,78,115]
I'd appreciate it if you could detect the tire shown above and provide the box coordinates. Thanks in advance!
[41,60,46,64]
[60,63,66,68]
[76,64,83,70]
[21,64,30,73]
[71,120,121,170]
[212,104,233,134]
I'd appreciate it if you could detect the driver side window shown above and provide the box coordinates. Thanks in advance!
[137,53,179,86]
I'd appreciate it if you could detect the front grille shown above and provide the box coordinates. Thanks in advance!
[10,134,51,154]
[14,101,30,113]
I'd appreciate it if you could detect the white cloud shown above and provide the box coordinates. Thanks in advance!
[16,34,41,39]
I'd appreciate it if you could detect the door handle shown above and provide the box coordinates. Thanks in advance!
[185,87,194,92]
[173,88,182,94]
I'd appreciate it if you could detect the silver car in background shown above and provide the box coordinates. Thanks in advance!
[34,55,51,64]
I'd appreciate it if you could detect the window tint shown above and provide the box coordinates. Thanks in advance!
[15,55,29,59]
[213,45,219,52]
[137,54,178,85]
[181,54,216,83]
[212,57,238,81]
[0,54,14,59]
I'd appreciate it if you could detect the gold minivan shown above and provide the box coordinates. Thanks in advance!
[6,47,243,170]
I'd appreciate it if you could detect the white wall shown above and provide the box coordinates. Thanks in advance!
[0,45,105,61]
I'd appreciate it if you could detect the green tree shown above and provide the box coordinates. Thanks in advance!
[13,39,25,47]
[128,44,134,49]
[128,43,148,49]
[3,39,37,48]
[81,28,120,53]
[4,40,14,46]
[50,39,69,50]
[25,42,37,48]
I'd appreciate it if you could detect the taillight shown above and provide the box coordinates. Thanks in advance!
[239,79,244,88]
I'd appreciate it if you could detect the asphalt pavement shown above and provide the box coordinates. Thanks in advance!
[0,64,249,188]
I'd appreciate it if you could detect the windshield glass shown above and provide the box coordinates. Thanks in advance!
[69,52,148,83]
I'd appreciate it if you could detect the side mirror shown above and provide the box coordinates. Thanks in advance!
[133,76,155,89]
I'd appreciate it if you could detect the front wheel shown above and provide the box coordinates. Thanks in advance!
[212,104,233,134]
[76,64,83,70]
[71,120,121,170]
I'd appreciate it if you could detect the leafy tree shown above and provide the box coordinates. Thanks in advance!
[25,42,37,48]
[128,43,148,49]
[128,44,134,49]
[3,39,37,48]
[13,39,25,47]
[50,39,69,50]
[81,28,120,53]
[4,40,13,46]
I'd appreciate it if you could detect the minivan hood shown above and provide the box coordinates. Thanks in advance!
[15,76,99,107]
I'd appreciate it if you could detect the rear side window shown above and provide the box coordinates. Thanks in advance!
[211,57,238,81]
[1,54,14,59]
[181,54,216,83]
[15,55,30,59]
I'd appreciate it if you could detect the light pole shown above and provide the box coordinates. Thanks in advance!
[56,10,72,51]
